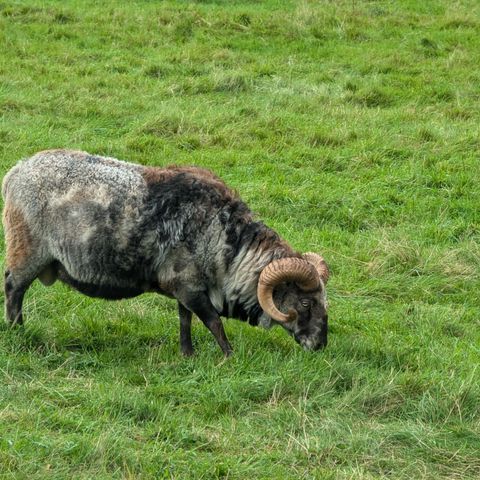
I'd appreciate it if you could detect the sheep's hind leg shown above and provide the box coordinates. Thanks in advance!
[178,302,194,356]
[4,269,32,326]
[4,260,53,326]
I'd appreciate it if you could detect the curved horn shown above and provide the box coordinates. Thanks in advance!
[257,257,320,323]
[303,252,330,284]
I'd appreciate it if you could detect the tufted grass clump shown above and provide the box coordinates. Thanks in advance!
[1,0,480,478]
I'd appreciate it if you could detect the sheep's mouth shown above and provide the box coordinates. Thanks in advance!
[295,334,327,351]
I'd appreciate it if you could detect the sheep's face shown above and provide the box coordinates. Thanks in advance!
[272,283,328,351]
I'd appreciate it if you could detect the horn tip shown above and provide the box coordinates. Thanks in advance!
[287,309,298,322]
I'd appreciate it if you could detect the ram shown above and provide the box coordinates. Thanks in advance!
[2,150,329,355]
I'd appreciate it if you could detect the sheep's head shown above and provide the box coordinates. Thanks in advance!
[257,253,329,351]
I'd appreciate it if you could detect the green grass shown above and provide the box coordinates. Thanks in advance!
[1,0,480,478]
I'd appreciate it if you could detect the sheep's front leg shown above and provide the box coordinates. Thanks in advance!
[178,301,194,356]
[180,293,232,356]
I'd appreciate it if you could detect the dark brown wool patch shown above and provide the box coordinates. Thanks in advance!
[3,203,33,270]
[142,165,239,204]
[141,167,177,185]
[166,166,237,200]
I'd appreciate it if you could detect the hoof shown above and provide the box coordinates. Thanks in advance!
[181,347,195,357]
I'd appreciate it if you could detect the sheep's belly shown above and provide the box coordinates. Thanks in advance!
[57,266,145,300]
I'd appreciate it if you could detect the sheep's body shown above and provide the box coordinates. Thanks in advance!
[4,150,319,355]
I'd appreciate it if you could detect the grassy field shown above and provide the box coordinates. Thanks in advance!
[1,0,479,478]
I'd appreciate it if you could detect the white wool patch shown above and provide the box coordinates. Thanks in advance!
[223,245,272,316]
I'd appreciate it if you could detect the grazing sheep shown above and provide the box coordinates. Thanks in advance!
[2,150,329,355]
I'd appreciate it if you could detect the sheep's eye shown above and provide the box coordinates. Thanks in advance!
[300,299,311,308]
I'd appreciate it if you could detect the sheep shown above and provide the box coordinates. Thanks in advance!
[2,150,329,355]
